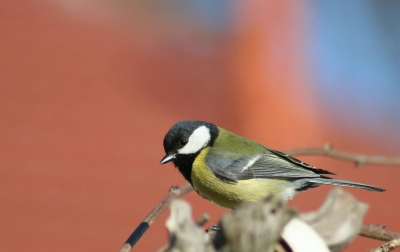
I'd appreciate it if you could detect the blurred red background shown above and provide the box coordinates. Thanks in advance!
[1,1,399,251]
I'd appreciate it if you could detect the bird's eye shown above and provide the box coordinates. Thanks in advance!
[179,138,188,146]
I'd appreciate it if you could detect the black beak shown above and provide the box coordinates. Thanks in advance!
[160,153,177,164]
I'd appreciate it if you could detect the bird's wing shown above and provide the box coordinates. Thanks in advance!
[268,149,334,175]
[206,151,329,184]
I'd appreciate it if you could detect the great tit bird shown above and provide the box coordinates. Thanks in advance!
[160,120,385,209]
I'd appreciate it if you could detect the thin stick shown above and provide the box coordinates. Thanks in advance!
[118,183,193,252]
[371,237,400,252]
[360,225,400,242]
[284,143,400,166]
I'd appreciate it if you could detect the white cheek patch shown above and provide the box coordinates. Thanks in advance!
[178,126,211,154]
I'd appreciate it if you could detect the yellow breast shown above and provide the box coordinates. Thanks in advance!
[191,148,290,209]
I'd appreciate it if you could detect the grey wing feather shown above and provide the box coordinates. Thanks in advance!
[205,154,239,183]
[269,149,335,175]
[205,149,385,192]
[206,153,322,183]
[232,155,322,180]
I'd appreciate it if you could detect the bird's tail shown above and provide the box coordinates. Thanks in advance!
[306,177,385,192]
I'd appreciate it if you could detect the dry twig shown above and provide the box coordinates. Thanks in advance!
[371,237,400,252]
[284,143,400,166]
[118,183,193,252]
[360,225,400,242]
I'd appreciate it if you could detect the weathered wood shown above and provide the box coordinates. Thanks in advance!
[162,188,371,251]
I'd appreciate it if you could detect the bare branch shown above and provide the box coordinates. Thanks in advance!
[119,183,193,252]
[371,237,400,252]
[360,225,400,242]
[284,143,400,167]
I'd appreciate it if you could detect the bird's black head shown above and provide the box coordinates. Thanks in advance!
[160,120,219,183]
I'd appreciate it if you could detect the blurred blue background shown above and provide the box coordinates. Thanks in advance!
[309,1,400,149]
